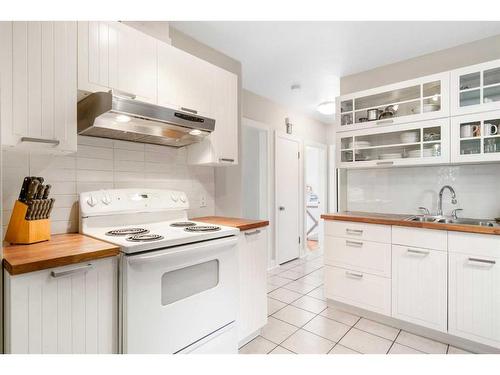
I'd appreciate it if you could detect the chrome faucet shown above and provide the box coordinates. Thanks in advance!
[437,185,457,216]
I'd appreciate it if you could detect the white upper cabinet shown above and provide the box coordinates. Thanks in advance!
[78,21,157,104]
[337,118,450,169]
[451,59,500,116]
[451,109,500,164]
[337,72,450,132]
[0,21,77,153]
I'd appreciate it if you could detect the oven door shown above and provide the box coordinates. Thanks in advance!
[122,236,238,354]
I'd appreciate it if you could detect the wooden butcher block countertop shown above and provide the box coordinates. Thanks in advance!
[321,211,500,236]
[2,233,120,275]
[192,216,269,231]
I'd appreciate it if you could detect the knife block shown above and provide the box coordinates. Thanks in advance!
[5,200,51,244]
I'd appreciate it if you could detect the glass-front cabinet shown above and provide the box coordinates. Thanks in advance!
[451,59,500,116]
[451,110,500,163]
[337,119,449,169]
[336,72,449,132]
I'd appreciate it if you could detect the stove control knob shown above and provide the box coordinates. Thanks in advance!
[179,195,187,203]
[87,195,98,207]
[102,194,112,205]
[171,194,178,202]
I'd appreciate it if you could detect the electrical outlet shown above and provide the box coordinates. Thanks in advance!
[199,196,207,208]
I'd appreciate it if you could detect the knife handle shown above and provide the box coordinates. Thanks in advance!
[35,184,45,199]
[42,184,51,199]
[46,198,55,219]
[25,201,34,220]
[26,179,40,202]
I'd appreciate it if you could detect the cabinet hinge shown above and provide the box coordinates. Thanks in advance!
[298,152,300,159]
[299,236,301,244]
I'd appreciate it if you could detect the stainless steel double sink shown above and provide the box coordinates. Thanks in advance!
[406,215,499,227]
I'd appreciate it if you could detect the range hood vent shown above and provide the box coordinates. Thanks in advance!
[77,91,215,147]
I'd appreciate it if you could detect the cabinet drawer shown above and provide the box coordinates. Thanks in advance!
[324,265,391,315]
[324,221,391,243]
[448,231,500,257]
[324,236,391,277]
[392,226,447,251]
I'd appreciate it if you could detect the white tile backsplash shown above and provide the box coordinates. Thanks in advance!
[2,136,215,235]
[346,164,500,219]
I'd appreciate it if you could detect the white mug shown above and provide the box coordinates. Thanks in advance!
[460,124,480,138]
[485,123,499,136]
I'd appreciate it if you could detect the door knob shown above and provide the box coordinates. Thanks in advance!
[279,206,285,211]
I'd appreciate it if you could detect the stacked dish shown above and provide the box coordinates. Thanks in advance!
[400,132,419,144]
[407,149,421,158]
[379,153,402,160]
[351,141,371,149]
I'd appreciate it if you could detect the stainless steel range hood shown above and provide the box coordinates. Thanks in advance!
[77,91,215,147]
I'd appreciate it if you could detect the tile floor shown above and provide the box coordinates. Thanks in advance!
[239,251,473,355]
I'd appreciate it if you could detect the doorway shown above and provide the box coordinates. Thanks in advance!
[304,142,327,252]
[275,132,301,265]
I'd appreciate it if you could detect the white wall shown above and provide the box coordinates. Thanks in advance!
[1,136,215,236]
[346,164,500,219]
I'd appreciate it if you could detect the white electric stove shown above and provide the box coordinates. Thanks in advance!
[79,188,239,354]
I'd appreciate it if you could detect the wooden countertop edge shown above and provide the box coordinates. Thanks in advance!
[321,214,500,236]
[3,247,120,275]
[192,216,269,231]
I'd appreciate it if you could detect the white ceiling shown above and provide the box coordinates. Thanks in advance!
[170,21,500,124]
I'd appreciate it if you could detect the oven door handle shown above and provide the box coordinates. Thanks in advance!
[126,236,238,265]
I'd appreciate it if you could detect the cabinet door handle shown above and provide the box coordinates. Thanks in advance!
[407,249,430,255]
[376,119,394,125]
[345,271,363,279]
[21,137,60,146]
[219,158,235,163]
[376,161,394,166]
[51,264,94,278]
[180,106,198,114]
[244,229,261,236]
[345,228,363,235]
[468,257,496,265]
[111,89,136,99]
[346,240,363,248]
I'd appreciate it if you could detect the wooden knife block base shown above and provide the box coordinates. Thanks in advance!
[5,201,51,244]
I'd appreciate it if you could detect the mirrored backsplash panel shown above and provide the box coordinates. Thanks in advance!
[346,164,500,219]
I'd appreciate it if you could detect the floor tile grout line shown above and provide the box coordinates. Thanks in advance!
[386,329,402,354]
[328,316,362,353]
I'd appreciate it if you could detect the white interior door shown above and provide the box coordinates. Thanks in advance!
[275,132,301,264]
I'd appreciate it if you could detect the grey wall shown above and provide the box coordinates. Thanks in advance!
[341,34,500,95]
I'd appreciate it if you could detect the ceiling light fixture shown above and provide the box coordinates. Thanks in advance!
[317,101,335,115]
[115,114,131,123]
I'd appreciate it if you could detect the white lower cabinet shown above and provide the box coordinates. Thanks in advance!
[237,227,268,346]
[324,265,391,315]
[448,232,500,348]
[4,257,118,354]
[324,220,500,350]
[392,245,447,332]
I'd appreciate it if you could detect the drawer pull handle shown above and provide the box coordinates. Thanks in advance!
[244,229,261,236]
[345,228,363,235]
[345,271,363,279]
[468,257,496,265]
[407,249,430,255]
[376,119,394,125]
[51,264,93,278]
[21,137,60,146]
[376,161,394,166]
[219,158,235,163]
[180,106,198,114]
[346,240,363,248]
